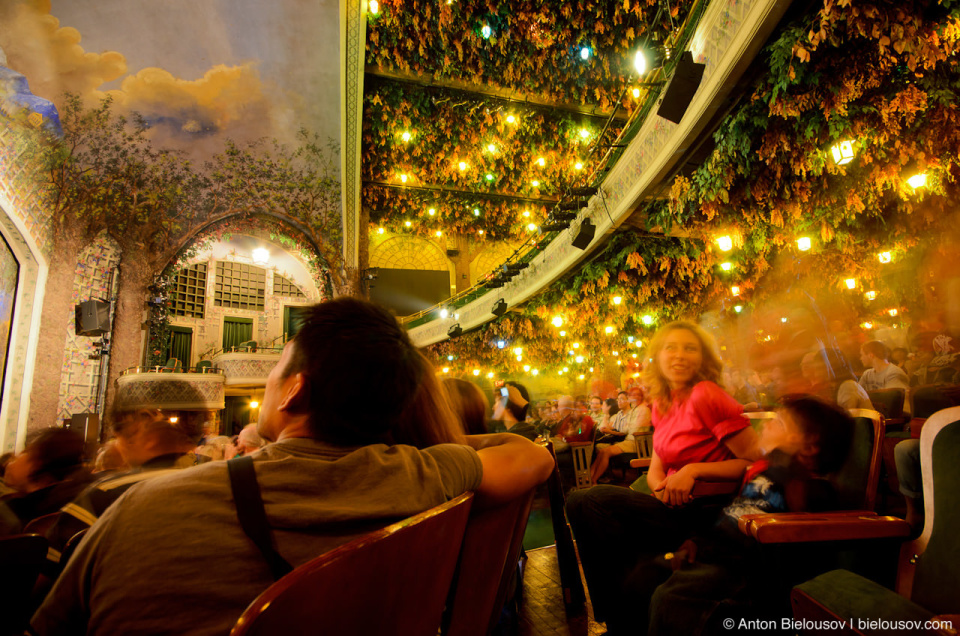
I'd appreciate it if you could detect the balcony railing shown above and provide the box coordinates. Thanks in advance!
[116,368,226,410]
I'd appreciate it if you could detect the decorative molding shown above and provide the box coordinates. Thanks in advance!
[341,0,367,269]
[0,124,50,451]
[211,351,281,387]
[407,0,791,347]
[116,372,226,410]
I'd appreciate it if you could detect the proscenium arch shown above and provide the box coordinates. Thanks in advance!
[165,211,336,299]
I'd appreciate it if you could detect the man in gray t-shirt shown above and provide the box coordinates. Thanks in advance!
[859,340,910,391]
[33,298,553,636]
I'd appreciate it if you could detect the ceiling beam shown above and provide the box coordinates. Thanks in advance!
[364,67,628,122]
[363,180,560,206]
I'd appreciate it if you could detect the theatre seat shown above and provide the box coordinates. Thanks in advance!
[791,407,960,634]
[0,533,47,635]
[230,492,473,636]
[442,488,537,636]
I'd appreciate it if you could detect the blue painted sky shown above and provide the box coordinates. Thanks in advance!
[1,0,341,157]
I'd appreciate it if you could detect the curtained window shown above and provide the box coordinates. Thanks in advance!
[222,317,253,350]
[165,326,192,367]
[283,306,311,340]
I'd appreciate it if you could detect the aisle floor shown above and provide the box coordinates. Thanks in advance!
[518,545,606,636]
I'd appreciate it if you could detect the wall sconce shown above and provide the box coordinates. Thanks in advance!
[252,248,270,265]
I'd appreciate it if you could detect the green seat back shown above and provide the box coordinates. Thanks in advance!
[833,416,876,510]
[911,417,960,614]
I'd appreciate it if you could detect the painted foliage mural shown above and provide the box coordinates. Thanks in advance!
[0,0,344,423]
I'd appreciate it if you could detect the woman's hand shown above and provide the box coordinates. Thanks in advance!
[653,464,697,507]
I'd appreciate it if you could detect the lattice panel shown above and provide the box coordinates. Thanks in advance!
[171,263,208,318]
[471,242,521,282]
[57,233,121,422]
[0,124,53,258]
[215,261,266,311]
[369,236,448,270]
[273,273,306,298]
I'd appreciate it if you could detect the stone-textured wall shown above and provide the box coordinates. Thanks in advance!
[0,125,52,259]
[170,257,318,365]
[0,123,52,451]
[56,233,120,423]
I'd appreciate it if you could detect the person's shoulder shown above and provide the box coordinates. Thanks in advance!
[119,460,227,500]
[691,380,733,401]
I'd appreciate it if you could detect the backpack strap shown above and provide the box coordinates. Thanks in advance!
[227,455,293,580]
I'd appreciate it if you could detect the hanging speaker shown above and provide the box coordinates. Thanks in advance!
[657,51,706,124]
[492,298,508,317]
[75,300,111,336]
[447,323,463,338]
[571,219,596,250]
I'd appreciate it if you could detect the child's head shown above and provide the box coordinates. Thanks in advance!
[761,395,854,474]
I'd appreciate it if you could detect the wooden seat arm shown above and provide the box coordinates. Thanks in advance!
[931,615,960,636]
[629,458,652,468]
[737,511,911,543]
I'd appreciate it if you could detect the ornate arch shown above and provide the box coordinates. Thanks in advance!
[167,212,334,298]
[370,236,449,272]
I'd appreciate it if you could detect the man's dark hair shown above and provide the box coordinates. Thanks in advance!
[779,395,854,474]
[503,381,530,421]
[283,298,423,444]
[25,427,86,481]
[861,340,890,361]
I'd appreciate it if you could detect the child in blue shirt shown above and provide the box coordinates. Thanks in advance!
[646,395,855,636]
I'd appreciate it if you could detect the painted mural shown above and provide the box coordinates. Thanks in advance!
[0,0,341,159]
[0,231,19,413]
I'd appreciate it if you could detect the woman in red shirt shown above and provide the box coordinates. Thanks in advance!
[644,322,759,506]
[566,321,760,634]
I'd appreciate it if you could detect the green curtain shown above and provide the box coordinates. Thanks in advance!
[221,396,249,437]
[223,317,253,350]
[166,328,192,368]
[283,306,311,340]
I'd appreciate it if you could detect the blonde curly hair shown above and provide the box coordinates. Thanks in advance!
[641,320,724,411]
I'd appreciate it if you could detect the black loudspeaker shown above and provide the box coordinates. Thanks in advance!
[571,219,596,250]
[657,51,706,124]
[75,300,110,336]
[67,412,100,445]
[447,323,463,338]
[492,298,508,317]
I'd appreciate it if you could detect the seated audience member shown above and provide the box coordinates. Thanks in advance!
[647,396,855,635]
[858,340,910,391]
[555,395,595,442]
[32,298,554,635]
[890,347,910,369]
[595,397,621,444]
[590,386,652,483]
[801,348,872,410]
[728,368,761,409]
[233,423,265,457]
[0,427,93,535]
[42,397,203,561]
[443,377,490,435]
[0,451,14,496]
[196,434,232,461]
[567,321,759,634]
[587,395,604,423]
[92,440,127,474]
[488,383,538,440]
[894,438,923,534]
